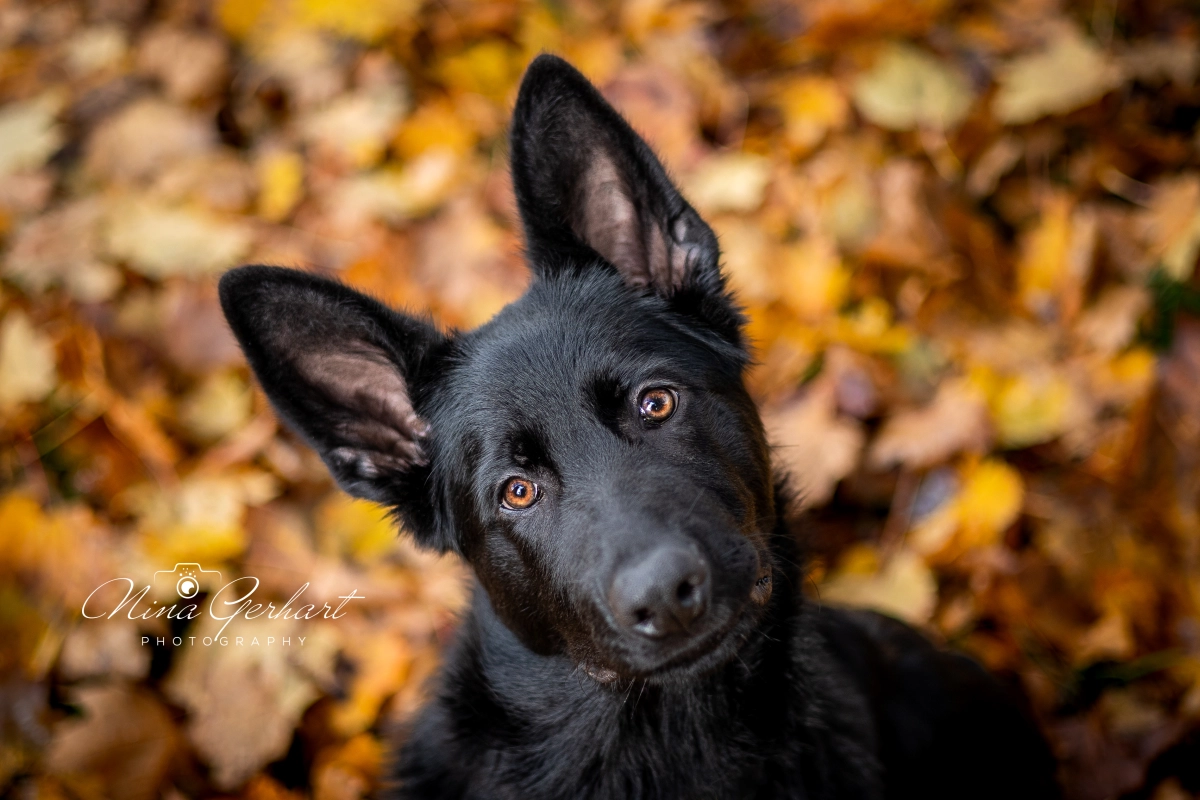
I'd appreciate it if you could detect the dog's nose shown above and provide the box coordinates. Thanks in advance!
[609,546,709,638]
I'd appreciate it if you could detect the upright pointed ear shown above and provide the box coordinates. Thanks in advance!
[510,55,742,341]
[219,266,451,550]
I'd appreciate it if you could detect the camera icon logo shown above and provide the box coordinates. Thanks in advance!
[153,563,222,600]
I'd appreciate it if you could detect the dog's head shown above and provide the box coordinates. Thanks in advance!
[220,55,777,684]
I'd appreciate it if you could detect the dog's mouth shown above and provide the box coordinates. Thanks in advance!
[587,562,774,685]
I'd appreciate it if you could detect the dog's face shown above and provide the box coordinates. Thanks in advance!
[220,56,777,683]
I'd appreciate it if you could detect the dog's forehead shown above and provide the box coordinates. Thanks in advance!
[456,275,676,396]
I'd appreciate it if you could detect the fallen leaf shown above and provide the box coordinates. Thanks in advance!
[85,99,216,184]
[45,683,175,800]
[0,92,64,177]
[993,29,1122,124]
[683,153,772,215]
[256,150,305,222]
[765,380,865,508]
[0,310,57,409]
[776,76,848,155]
[178,370,253,442]
[136,25,229,102]
[853,43,973,131]
[103,198,252,279]
[820,546,937,625]
[165,617,322,790]
[869,378,991,470]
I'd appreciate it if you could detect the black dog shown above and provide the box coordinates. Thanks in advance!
[220,55,1060,800]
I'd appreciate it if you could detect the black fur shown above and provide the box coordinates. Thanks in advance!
[220,54,1060,800]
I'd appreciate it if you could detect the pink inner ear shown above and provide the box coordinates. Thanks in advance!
[576,156,679,291]
[297,347,429,471]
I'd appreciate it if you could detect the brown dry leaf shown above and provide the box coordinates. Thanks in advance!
[764,380,865,508]
[1138,174,1200,282]
[299,83,409,169]
[136,25,229,102]
[165,617,325,790]
[85,99,216,184]
[58,619,150,682]
[3,199,122,301]
[45,683,175,800]
[869,378,991,470]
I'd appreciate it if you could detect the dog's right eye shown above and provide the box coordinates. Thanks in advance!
[501,477,540,510]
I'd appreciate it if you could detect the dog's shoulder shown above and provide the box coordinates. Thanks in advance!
[812,606,1060,800]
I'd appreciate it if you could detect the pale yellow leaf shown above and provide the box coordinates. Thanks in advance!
[683,153,772,214]
[0,92,65,178]
[103,199,251,279]
[853,43,973,131]
[0,310,57,408]
[179,371,253,442]
[993,30,1122,124]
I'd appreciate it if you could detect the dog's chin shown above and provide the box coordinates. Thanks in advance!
[588,597,768,688]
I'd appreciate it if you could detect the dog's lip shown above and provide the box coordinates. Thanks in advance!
[615,595,761,680]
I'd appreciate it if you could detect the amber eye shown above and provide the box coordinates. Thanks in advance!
[501,477,539,510]
[638,387,677,424]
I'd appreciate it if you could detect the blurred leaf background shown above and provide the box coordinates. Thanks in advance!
[2,0,1200,797]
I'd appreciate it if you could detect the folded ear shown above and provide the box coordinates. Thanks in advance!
[511,55,741,340]
[219,266,451,550]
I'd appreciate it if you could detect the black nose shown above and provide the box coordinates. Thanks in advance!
[609,546,709,638]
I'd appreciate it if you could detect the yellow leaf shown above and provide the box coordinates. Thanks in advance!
[256,150,304,222]
[130,472,279,567]
[779,236,850,320]
[438,41,521,103]
[990,372,1074,448]
[394,100,478,160]
[853,43,973,131]
[315,494,398,563]
[0,310,57,409]
[1016,194,1072,317]
[216,0,270,39]
[820,548,937,625]
[956,458,1024,548]
[777,76,848,155]
[295,0,419,42]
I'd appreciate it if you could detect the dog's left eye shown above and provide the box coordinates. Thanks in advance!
[501,477,540,510]
[638,387,677,424]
